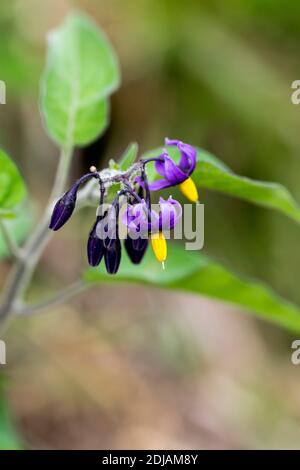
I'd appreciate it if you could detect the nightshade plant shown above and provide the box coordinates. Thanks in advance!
[49,137,193,272]
[2,11,300,334]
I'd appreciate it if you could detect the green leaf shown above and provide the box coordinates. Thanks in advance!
[84,244,300,333]
[119,143,138,170]
[0,204,34,259]
[0,379,23,450]
[0,149,26,215]
[144,146,300,224]
[41,11,120,146]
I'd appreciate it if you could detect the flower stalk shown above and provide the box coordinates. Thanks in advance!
[0,138,198,326]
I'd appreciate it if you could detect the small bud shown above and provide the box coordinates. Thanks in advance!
[124,237,148,264]
[49,186,78,231]
[87,217,105,267]
[49,173,95,232]
[90,166,97,173]
[105,238,121,274]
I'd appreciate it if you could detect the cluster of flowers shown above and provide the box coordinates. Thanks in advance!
[49,139,198,274]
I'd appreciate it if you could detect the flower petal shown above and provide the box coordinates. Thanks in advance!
[163,153,187,184]
[147,178,172,191]
[154,158,166,177]
[165,138,197,175]
[178,142,197,174]
[159,196,182,231]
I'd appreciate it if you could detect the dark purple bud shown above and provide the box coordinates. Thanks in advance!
[104,238,121,274]
[49,185,78,231]
[49,173,95,231]
[103,202,119,249]
[87,217,105,267]
[124,237,148,264]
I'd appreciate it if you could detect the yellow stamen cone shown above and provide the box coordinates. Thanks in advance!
[179,177,199,202]
[151,232,167,267]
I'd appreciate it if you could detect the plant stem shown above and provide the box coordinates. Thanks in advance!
[15,280,87,316]
[0,149,146,328]
[0,146,73,326]
[0,219,24,260]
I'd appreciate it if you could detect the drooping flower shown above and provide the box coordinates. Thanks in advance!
[123,196,182,267]
[49,140,193,276]
[147,138,198,202]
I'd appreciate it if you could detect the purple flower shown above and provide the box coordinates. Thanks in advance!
[148,138,197,191]
[123,196,181,235]
[158,196,182,231]
[123,195,182,259]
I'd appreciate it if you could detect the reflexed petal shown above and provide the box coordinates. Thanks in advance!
[154,158,166,177]
[159,196,182,231]
[165,138,197,175]
[165,138,179,146]
[147,178,172,191]
[178,142,197,174]
[122,200,150,237]
[163,153,187,185]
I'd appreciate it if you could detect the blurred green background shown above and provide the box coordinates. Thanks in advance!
[1,0,300,449]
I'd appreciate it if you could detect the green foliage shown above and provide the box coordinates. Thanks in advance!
[119,143,138,170]
[41,12,120,147]
[0,204,34,259]
[0,379,23,450]
[84,243,300,334]
[144,146,300,224]
[0,149,26,217]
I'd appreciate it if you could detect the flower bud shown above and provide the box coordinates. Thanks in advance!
[87,217,105,267]
[124,237,148,264]
[49,186,78,231]
[104,238,121,274]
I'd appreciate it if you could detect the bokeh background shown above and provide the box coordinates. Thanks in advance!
[1,0,300,449]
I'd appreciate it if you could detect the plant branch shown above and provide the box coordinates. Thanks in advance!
[0,219,24,260]
[0,149,147,328]
[15,280,87,316]
[0,146,73,326]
